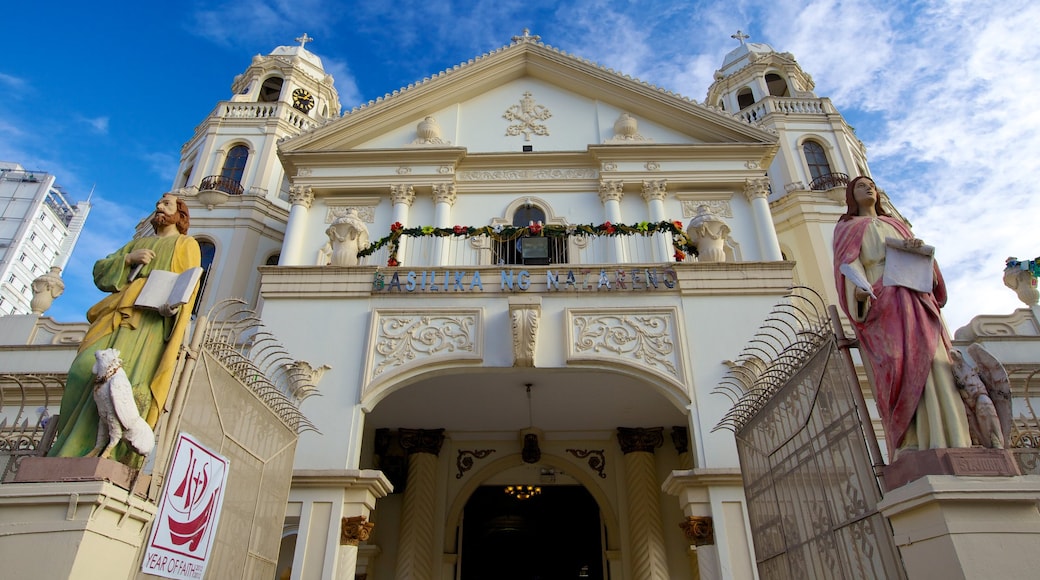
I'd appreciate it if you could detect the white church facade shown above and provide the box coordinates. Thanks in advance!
[165,32,874,579]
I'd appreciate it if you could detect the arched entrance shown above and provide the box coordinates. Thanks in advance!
[460,484,603,580]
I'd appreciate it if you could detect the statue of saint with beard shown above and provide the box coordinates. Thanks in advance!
[48,194,201,465]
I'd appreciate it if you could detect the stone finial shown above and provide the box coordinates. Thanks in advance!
[30,266,64,314]
[411,116,449,145]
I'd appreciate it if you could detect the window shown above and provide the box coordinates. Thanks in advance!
[259,77,284,102]
[765,73,790,97]
[221,145,249,184]
[803,141,833,186]
[737,88,755,109]
[493,204,567,265]
[18,253,26,262]
[192,240,217,316]
[29,233,36,242]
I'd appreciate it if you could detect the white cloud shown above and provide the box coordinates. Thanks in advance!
[81,115,109,134]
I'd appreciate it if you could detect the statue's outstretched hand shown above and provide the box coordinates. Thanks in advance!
[158,303,181,318]
[126,249,156,266]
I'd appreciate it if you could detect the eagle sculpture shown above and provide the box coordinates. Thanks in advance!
[949,343,1013,449]
[87,348,155,459]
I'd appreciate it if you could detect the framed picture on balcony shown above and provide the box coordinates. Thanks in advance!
[521,236,550,265]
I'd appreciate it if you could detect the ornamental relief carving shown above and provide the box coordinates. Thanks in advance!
[456,168,598,181]
[325,206,376,223]
[365,310,482,391]
[511,305,540,367]
[503,91,552,141]
[681,199,732,218]
[567,308,685,386]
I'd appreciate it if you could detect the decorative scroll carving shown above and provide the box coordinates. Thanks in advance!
[601,162,618,172]
[510,303,540,367]
[617,427,665,454]
[390,184,416,206]
[743,177,771,202]
[679,516,715,546]
[503,91,552,141]
[432,183,457,206]
[456,449,495,479]
[566,448,607,478]
[288,185,314,208]
[681,199,732,218]
[296,168,312,177]
[370,311,480,380]
[644,161,661,171]
[457,168,597,181]
[598,180,623,204]
[399,428,445,456]
[341,515,375,546]
[569,308,684,384]
[438,165,454,174]
[396,166,412,175]
[671,426,689,455]
[641,180,667,202]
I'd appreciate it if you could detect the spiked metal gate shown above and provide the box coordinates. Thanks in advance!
[714,289,905,580]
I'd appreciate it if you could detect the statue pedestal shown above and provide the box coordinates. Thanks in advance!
[878,475,1040,580]
[0,469,156,580]
[881,448,1020,491]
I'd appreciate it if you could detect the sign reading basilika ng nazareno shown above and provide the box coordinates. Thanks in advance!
[372,267,679,292]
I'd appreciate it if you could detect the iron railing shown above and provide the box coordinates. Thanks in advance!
[199,175,245,196]
[809,172,850,191]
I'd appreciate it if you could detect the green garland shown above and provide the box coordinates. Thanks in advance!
[1006,257,1040,278]
[359,220,696,267]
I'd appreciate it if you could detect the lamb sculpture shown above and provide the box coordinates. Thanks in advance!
[87,348,155,459]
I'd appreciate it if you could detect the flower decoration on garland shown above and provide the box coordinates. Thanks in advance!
[357,220,697,267]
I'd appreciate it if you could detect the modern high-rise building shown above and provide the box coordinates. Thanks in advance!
[0,163,90,315]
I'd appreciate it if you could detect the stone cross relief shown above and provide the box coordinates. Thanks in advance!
[504,91,552,141]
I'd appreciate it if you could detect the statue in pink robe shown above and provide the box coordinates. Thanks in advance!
[833,176,969,458]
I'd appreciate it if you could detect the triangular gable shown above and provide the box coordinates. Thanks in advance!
[280,39,776,155]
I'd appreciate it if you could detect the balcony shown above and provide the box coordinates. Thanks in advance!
[199,175,245,196]
[736,95,835,124]
[808,172,849,191]
[354,222,694,269]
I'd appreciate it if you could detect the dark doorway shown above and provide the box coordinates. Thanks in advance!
[460,485,603,580]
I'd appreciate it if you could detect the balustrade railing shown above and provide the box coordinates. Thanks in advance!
[737,96,833,124]
[808,172,850,191]
[221,102,319,131]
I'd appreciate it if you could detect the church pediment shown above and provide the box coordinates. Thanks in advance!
[280,39,776,157]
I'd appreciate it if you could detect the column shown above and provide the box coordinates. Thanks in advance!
[280,184,314,265]
[337,515,375,580]
[617,427,669,580]
[394,428,445,580]
[432,183,456,266]
[390,184,415,263]
[743,177,783,261]
[599,180,626,263]
[641,179,671,262]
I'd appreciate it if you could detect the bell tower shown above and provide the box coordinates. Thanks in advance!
[169,34,341,314]
[706,31,872,303]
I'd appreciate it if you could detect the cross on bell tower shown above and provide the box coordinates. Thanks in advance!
[731,29,750,46]
[296,32,314,48]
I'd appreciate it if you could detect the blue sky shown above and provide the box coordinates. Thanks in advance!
[2,0,1039,331]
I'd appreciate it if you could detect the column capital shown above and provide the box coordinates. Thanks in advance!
[288,184,314,208]
[598,179,624,204]
[390,184,416,206]
[670,426,689,454]
[617,426,664,454]
[432,183,457,206]
[399,428,445,456]
[641,179,668,202]
[742,177,771,202]
[679,516,715,546]
[340,515,375,546]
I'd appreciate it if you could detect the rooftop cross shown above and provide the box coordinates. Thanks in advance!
[512,28,541,43]
[731,29,750,46]
[296,33,314,48]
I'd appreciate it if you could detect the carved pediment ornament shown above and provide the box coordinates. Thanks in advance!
[569,308,685,385]
[510,302,541,367]
[370,311,478,379]
[341,515,375,546]
[504,91,552,141]
[410,116,451,145]
[605,113,651,143]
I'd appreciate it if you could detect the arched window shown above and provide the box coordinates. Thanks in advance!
[493,203,567,265]
[803,141,833,187]
[765,73,790,97]
[736,88,755,110]
[192,240,216,315]
[259,77,284,102]
[221,145,249,184]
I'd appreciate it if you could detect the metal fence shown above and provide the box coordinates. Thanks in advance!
[714,289,906,580]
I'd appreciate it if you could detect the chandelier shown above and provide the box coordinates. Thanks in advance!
[503,485,542,500]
